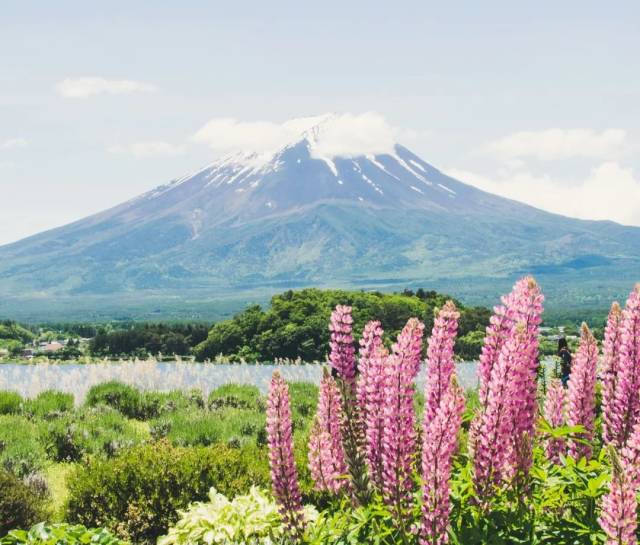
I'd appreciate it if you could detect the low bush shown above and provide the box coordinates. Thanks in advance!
[38,407,145,462]
[149,411,220,446]
[0,470,49,536]
[85,382,141,419]
[150,408,265,447]
[0,416,46,478]
[138,390,204,419]
[23,391,74,419]
[0,391,22,415]
[65,440,270,544]
[207,384,263,411]
[0,522,126,545]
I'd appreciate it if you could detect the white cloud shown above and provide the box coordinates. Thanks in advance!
[192,112,398,158]
[482,128,628,161]
[307,112,397,158]
[447,162,640,227]
[56,77,157,99]
[108,141,184,158]
[1,137,28,150]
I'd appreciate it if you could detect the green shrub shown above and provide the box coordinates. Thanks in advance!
[151,408,265,447]
[24,391,74,419]
[138,390,204,420]
[0,391,22,415]
[0,522,126,544]
[207,384,263,411]
[85,382,141,419]
[38,407,145,462]
[0,416,46,478]
[65,441,269,544]
[0,470,48,536]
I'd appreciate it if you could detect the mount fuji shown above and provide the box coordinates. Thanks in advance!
[1,116,640,318]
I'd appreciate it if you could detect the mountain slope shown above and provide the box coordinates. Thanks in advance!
[1,119,639,317]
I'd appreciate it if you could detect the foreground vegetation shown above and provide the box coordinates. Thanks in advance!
[2,278,639,544]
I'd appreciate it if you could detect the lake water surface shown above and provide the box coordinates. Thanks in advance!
[0,361,483,402]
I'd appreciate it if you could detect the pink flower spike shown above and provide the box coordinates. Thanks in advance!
[308,368,348,493]
[266,371,305,538]
[381,317,425,518]
[357,320,384,425]
[567,324,599,460]
[420,378,465,545]
[329,305,357,387]
[424,301,460,426]
[602,302,624,445]
[610,285,640,448]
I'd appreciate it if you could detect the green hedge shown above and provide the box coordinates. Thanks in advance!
[65,441,269,544]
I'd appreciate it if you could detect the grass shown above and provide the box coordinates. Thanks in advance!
[44,462,76,520]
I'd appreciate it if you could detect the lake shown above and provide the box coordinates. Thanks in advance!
[0,361,485,402]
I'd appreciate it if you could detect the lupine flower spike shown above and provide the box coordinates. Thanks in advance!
[361,343,389,490]
[424,301,460,426]
[599,420,640,545]
[473,323,529,500]
[610,285,640,447]
[357,320,384,425]
[329,305,357,387]
[329,305,370,504]
[602,302,624,445]
[420,377,465,545]
[266,371,305,539]
[308,368,348,493]
[382,318,425,518]
[567,324,599,460]
[544,378,566,463]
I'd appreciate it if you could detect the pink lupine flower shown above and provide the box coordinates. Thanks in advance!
[544,378,566,463]
[600,422,640,545]
[567,324,599,460]
[473,324,529,499]
[477,302,512,407]
[357,320,384,424]
[602,302,624,445]
[611,285,640,447]
[307,418,331,491]
[382,318,425,517]
[362,345,389,490]
[329,305,357,386]
[504,277,544,480]
[266,371,305,538]
[424,301,460,425]
[328,306,371,505]
[507,277,544,431]
[420,378,465,545]
[599,450,638,545]
[307,369,348,493]
[477,276,543,407]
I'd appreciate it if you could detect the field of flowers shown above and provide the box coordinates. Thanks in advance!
[260,277,640,544]
[1,276,639,544]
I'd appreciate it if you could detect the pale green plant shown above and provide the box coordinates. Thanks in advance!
[159,486,318,545]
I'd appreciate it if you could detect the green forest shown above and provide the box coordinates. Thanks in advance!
[193,288,491,361]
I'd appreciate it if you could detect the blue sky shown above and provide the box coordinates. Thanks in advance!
[2,1,639,244]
